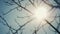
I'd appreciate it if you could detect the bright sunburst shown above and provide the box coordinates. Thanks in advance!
[30,1,53,26]
[33,6,49,21]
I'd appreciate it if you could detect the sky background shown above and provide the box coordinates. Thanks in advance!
[0,0,60,34]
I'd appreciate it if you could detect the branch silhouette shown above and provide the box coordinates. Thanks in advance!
[12,0,33,15]
[45,20,60,34]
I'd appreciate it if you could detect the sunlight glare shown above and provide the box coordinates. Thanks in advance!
[33,6,48,21]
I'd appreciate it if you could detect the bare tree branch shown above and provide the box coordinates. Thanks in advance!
[13,18,34,34]
[54,0,60,5]
[12,0,33,15]
[43,0,60,9]
[29,0,36,7]
[3,6,19,15]
[45,19,60,34]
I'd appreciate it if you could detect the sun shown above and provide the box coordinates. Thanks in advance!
[33,6,49,21]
